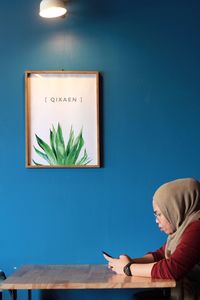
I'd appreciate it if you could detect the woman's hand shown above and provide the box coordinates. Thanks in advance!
[103,253,131,275]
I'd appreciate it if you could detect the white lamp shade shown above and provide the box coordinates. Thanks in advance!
[39,0,67,18]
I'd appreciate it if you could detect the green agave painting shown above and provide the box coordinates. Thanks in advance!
[33,124,91,166]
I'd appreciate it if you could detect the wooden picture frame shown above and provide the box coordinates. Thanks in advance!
[25,70,100,168]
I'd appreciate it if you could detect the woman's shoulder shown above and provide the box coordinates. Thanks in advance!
[178,220,200,253]
[184,220,200,233]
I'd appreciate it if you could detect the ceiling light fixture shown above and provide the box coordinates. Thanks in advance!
[39,0,67,18]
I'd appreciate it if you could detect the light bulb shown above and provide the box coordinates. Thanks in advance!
[39,0,67,18]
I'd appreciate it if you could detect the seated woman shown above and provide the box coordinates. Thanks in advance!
[103,178,200,299]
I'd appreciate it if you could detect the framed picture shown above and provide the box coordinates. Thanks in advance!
[25,70,100,168]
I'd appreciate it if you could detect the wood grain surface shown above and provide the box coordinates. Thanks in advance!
[0,265,176,290]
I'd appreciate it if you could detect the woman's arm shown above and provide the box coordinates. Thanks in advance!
[103,253,156,277]
[131,253,155,264]
[103,244,165,277]
[151,221,200,280]
[130,254,157,277]
[130,262,156,277]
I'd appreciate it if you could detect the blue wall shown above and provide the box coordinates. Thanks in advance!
[1,0,200,299]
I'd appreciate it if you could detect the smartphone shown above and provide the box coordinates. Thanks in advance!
[102,251,113,258]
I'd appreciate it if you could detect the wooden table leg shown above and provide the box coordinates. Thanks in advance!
[28,290,32,300]
[9,290,17,300]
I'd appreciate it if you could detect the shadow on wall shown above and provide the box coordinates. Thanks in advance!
[68,0,130,21]
[41,289,135,300]
[41,288,169,300]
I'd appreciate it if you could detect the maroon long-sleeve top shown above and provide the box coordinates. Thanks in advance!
[150,220,200,280]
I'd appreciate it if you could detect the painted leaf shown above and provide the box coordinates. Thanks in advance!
[33,146,51,164]
[55,123,65,164]
[33,125,91,166]
[35,134,56,165]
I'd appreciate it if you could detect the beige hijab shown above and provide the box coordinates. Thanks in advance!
[153,178,200,258]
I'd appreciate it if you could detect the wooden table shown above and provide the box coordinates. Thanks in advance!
[0,265,176,300]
